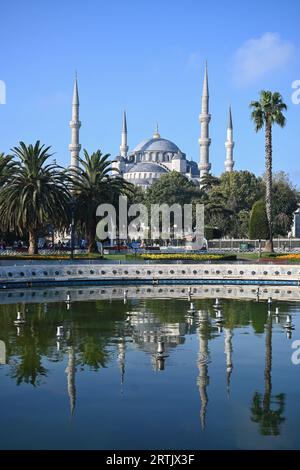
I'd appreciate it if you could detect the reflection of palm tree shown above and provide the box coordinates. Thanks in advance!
[79,336,109,370]
[11,339,47,386]
[251,316,285,435]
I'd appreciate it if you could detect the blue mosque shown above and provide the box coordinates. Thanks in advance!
[69,64,235,187]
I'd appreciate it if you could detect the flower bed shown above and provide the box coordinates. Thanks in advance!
[276,254,300,262]
[139,253,237,261]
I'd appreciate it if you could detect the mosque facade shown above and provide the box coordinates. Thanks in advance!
[69,64,235,187]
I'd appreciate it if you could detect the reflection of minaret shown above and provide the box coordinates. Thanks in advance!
[118,338,126,392]
[0,340,5,365]
[224,328,233,396]
[197,311,209,430]
[65,346,76,416]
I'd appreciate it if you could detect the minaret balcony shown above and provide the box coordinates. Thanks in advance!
[199,162,211,171]
[199,113,211,123]
[69,120,81,129]
[198,137,211,146]
[69,144,81,152]
[225,141,235,149]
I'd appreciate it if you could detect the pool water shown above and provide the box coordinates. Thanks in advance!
[0,293,299,450]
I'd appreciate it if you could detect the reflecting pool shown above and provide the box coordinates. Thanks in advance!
[0,288,299,449]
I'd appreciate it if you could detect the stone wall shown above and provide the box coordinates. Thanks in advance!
[0,263,299,283]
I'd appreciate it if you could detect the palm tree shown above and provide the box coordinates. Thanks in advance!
[71,150,132,253]
[250,91,287,252]
[0,152,17,186]
[0,141,70,254]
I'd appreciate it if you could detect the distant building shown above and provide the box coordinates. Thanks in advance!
[292,207,300,237]
[69,64,235,188]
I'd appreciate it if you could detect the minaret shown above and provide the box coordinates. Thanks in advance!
[120,110,129,158]
[69,75,81,168]
[225,106,235,172]
[199,62,211,181]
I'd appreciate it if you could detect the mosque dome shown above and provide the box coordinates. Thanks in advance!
[133,137,180,154]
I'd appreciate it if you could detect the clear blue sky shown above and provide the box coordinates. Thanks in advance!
[1,0,300,184]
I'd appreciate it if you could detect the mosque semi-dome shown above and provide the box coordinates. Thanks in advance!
[127,162,168,174]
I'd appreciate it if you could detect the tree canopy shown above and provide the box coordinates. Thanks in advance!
[249,200,270,240]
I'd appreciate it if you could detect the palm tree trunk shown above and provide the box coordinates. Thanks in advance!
[265,121,273,252]
[87,219,97,253]
[28,228,38,255]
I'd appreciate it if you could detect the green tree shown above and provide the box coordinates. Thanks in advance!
[146,171,202,206]
[0,141,70,254]
[205,188,233,236]
[249,200,269,256]
[199,173,220,192]
[249,200,269,239]
[271,172,298,236]
[72,150,131,253]
[250,91,287,252]
[219,171,263,213]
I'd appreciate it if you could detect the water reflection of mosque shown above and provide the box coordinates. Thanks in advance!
[1,293,291,435]
[126,310,186,370]
[123,306,233,429]
[57,306,225,421]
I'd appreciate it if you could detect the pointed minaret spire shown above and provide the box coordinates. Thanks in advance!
[202,61,209,99]
[69,74,81,168]
[227,105,233,129]
[199,62,211,183]
[225,106,235,172]
[120,110,129,157]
